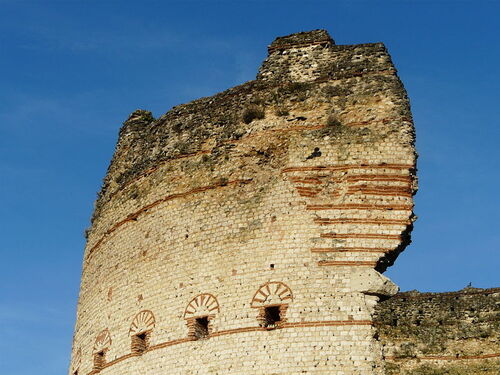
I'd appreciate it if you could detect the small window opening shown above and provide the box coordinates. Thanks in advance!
[193,316,209,339]
[93,351,106,370]
[73,371,78,375]
[264,306,281,328]
[131,332,149,354]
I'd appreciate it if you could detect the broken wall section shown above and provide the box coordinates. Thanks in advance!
[374,287,500,375]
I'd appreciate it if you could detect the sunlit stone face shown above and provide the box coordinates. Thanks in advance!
[70,30,417,375]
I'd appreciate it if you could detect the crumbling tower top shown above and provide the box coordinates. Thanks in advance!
[267,29,335,53]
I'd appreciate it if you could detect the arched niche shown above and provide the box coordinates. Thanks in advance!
[93,329,111,370]
[251,282,293,328]
[184,294,220,340]
[129,310,155,354]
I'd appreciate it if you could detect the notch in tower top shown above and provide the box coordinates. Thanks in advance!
[267,29,334,54]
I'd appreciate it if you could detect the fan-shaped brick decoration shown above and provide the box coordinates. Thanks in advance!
[251,281,293,308]
[184,294,219,339]
[251,282,293,329]
[129,310,156,335]
[93,329,112,353]
[184,293,220,318]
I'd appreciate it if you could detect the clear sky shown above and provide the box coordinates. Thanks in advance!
[0,1,499,374]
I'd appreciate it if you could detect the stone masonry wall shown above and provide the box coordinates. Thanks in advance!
[69,30,417,375]
[374,287,500,375]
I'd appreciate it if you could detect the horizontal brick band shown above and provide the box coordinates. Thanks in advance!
[318,261,377,267]
[348,185,412,192]
[345,174,412,183]
[148,337,192,350]
[91,352,140,373]
[297,187,321,197]
[85,320,372,375]
[311,247,393,253]
[320,233,401,240]
[298,192,320,197]
[384,352,500,361]
[307,203,413,211]
[296,187,322,197]
[86,179,252,260]
[282,163,413,173]
[210,326,264,337]
[314,218,410,226]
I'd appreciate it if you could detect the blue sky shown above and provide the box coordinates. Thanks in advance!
[0,1,499,374]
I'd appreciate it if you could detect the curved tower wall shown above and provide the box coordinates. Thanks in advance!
[69,30,417,375]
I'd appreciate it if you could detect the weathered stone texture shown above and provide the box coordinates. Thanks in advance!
[70,30,419,375]
[374,287,500,374]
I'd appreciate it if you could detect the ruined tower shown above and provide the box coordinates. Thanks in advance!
[70,30,418,374]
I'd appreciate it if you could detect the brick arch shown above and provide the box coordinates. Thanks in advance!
[251,281,293,308]
[93,329,112,353]
[129,310,156,335]
[184,293,220,318]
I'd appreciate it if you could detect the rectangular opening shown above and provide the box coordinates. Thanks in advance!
[193,316,209,339]
[264,305,281,328]
[131,332,149,354]
[93,351,106,370]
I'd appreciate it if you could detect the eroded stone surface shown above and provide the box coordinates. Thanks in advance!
[70,30,418,375]
[374,287,500,375]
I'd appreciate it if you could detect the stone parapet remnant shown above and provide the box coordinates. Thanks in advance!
[70,30,418,375]
[374,287,500,374]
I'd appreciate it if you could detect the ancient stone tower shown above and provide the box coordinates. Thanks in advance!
[70,30,419,375]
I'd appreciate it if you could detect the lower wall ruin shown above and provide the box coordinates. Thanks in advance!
[374,287,500,375]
